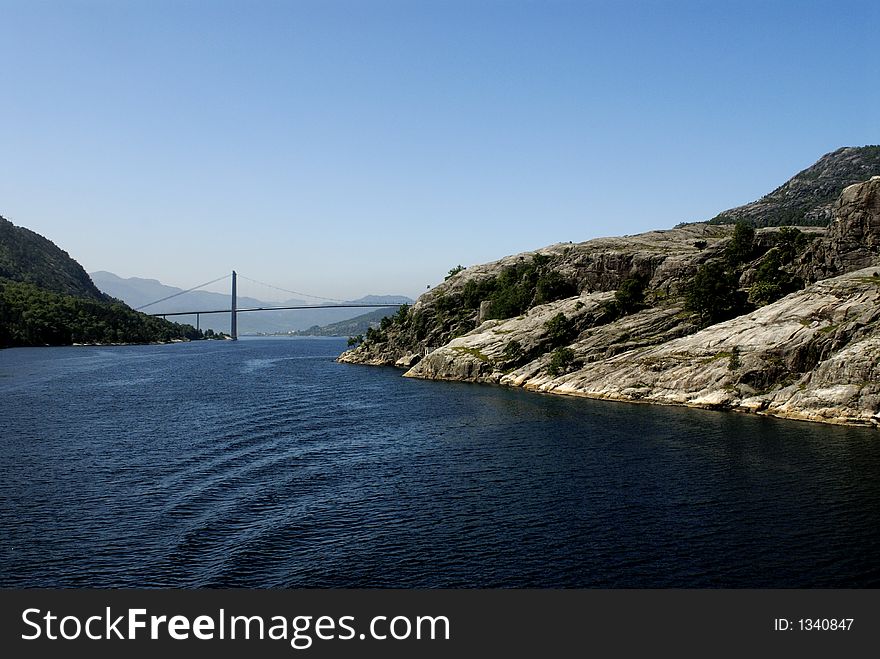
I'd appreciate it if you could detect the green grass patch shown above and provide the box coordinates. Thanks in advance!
[451,346,491,362]
[701,351,733,364]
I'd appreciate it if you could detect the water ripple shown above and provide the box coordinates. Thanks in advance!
[1,338,879,588]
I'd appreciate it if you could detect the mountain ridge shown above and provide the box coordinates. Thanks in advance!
[1,215,105,300]
[706,145,880,227]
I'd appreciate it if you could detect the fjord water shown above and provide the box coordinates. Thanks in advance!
[1,338,878,588]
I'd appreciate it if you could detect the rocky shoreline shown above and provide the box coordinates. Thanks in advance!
[400,264,880,428]
[340,173,880,429]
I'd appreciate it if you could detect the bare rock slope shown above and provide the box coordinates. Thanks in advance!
[342,174,880,428]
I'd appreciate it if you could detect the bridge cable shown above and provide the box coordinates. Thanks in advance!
[135,274,231,311]
[236,274,349,304]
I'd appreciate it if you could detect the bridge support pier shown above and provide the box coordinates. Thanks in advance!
[231,270,238,340]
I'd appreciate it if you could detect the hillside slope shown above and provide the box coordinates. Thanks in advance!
[708,145,880,227]
[0,217,201,347]
[292,307,404,337]
[0,215,104,300]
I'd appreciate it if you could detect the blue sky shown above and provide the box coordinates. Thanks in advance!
[1,0,877,300]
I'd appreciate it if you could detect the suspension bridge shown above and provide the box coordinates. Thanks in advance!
[135,271,405,340]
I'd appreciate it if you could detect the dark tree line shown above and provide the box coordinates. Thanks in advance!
[0,279,202,348]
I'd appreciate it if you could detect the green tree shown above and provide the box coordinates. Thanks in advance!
[614,274,647,315]
[393,304,410,325]
[748,249,801,306]
[686,261,745,325]
[725,220,756,265]
[502,339,524,365]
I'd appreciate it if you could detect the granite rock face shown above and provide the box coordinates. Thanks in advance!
[339,223,735,367]
[341,176,880,428]
[829,176,880,267]
[524,267,880,427]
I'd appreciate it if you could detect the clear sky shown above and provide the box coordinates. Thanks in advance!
[1,0,877,300]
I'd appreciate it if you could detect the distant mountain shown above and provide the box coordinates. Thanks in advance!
[91,271,413,334]
[90,270,296,316]
[291,307,402,337]
[707,145,880,227]
[1,215,105,300]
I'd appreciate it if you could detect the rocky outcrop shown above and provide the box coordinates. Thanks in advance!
[795,176,880,282]
[405,265,880,427]
[339,222,736,367]
[525,266,880,427]
[340,173,880,429]
[829,176,880,267]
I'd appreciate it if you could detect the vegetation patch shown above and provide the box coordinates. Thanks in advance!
[0,279,201,347]
[701,351,733,364]
[728,346,741,371]
[685,261,747,325]
[445,265,465,280]
[451,346,491,362]
[457,254,577,321]
[547,346,576,376]
[502,339,524,364]
[543,312,576,347]
[603,273,648,319]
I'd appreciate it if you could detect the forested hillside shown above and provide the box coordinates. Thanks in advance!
[0,215,202,347]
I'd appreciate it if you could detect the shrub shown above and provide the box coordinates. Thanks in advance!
[535,270,576,305]
[748,249,801,306]
[393,304,410,325]
[446,265,465,280]
[548,347,576,376]
[728,346,741,371]
[544,312,575,347]
[502,339,524,365]
[614,274,647,314]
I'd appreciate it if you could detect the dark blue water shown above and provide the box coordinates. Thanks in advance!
[1,337,878,588]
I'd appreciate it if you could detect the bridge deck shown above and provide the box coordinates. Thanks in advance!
[151,303,404,317]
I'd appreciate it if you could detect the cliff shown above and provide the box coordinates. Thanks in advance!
[340,169,880,429]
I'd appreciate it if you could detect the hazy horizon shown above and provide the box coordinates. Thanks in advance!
[1,0,877,300]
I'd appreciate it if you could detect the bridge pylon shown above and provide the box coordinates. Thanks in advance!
[231,270,237,340]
